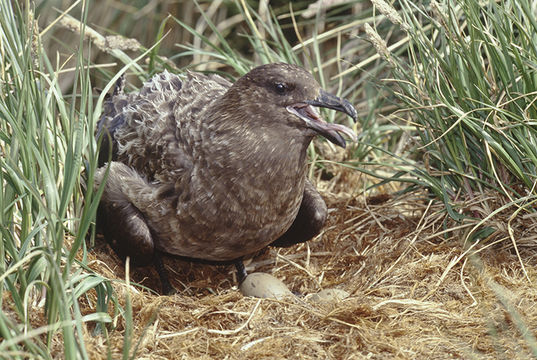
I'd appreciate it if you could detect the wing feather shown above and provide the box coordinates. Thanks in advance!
[97,71,232,184]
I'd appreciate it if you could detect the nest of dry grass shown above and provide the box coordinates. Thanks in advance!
[75,173,537,359]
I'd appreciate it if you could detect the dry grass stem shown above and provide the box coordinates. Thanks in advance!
[59,14,141,52]
[371,0,409,31]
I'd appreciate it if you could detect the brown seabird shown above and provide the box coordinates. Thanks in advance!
[95,63,357,293]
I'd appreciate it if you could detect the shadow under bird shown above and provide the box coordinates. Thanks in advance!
[95,63,357,294]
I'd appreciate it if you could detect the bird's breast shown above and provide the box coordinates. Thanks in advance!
[151,144,309,261]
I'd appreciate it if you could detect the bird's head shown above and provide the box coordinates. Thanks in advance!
[228,63,357,148]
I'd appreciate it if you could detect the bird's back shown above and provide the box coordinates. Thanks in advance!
[97,70,232,182]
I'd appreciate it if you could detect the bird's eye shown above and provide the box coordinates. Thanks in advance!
[275,83,287,94]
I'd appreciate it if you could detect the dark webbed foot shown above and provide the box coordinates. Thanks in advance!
[270,179,327,248]
[234,260,248,283]
[153,251,175,294]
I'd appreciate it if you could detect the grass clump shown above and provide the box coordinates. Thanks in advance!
[364,4,537,355]
[372,0,537,210]
[0,1,120,358]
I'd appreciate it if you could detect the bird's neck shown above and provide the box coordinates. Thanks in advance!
[204,121,311,180]
[198,99,313,194]
[187,99,313,239]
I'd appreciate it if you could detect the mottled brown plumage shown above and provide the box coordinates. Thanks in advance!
[95,63,356,292]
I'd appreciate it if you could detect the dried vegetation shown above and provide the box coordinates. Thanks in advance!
[75,163,537,359]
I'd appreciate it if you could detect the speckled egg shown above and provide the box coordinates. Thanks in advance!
[309,288,350,303]
[239,272,294,300]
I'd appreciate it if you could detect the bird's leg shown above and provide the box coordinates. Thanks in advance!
[270,179,327,248]
[234,259,248,283]
[153,250,174,295]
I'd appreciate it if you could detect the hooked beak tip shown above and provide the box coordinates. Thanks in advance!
[305,89,357,122]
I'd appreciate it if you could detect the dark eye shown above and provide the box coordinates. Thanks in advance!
[275,82,287,94]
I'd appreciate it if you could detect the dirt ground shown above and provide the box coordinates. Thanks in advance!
[78,176,537,359]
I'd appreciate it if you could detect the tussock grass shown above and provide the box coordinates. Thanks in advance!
[3,0,537,358]
[369,0,537,211]
[0,1,117,358]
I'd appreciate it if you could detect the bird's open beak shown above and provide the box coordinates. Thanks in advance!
[286,90,357,148]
